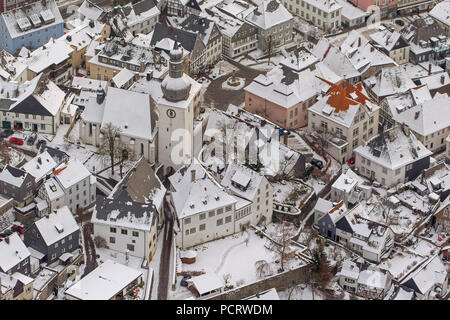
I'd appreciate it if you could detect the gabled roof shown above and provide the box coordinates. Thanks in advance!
[150,23,198,52]
[429,0,450,27]
[245,0,293,30]
[54,159,92,190]
[34,206,79,246]
[401,255,447,295]
[22,150,58,183]
[0,165,31,188]
[0,233,30,273]
[221,163,264,201]
[354,126,432,171]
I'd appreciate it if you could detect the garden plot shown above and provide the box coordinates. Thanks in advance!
[358,196,422,236]
[406,237,439,257]
[379,246,424,280]
[272,180,311,207]
[396,189,433,214]
[173,228,305,299]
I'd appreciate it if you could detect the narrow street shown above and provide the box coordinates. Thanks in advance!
[82,222,98,277]
[157,196,174,300]
[204,58,265,110]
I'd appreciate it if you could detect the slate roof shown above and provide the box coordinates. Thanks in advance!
[40,146,69,164]
[133,0,157,15]
[10,95,52,117]
[150,23,197,52]
[184,0,201,12]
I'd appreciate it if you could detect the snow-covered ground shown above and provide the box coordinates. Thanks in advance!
[209,60,237,80]
[379,246,423,280]
[170,228,305,299]
[357,195,422,237]
[272,180,311,207]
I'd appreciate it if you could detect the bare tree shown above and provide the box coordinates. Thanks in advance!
[314,128,334,157]
[267,220,297,272]
[98,123,134,176]
[255,260,272,279]
[0,141,12,165]
[94,236,108,249]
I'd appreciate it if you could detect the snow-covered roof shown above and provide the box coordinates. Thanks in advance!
[189,273,224,296]
[34,206,79,246]
[338,259,360,279]
[0,233,30,273]
[389,92,450,136]
[22,150,58,183]
[245,0,293,31]
[202,6,248,38]
[364,66,416,99]
[221,163,264,201]
[0,0,63,39]
[340,30,396,74]
[244,65,327,109]
[81,94,105,124]
[78,0,104,21]
[0,165,31,188]
[332,168,363,193]
[169,162,236,219]
[358,267,388,289]
[65,260,143,300]
[54,159,92,190]
[100,87,152,141]
[335,0,366,21]
[302,0,342,13]
[418,72,450,91]
[314,197,334,214]
[402,255,447,295]
[429,0,450,28]
[370,30,406,52]
[354,126,432,171]
[112,68,135,89]
[280,49,319,72]
[42,177,64,201]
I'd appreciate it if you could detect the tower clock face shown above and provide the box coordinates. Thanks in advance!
[167,109,176,118]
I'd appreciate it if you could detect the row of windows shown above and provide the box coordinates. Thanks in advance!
[185,216,233,235]
[110,227,139,237]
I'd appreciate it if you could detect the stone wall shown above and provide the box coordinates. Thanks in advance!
[208,264,312,300]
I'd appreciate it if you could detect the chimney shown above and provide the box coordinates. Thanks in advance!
[428,63,432,75]
[441,74,445,85]
[414,111,420,119]
[191,169,195,182]
[28,51,30,58]
[283,130,288,146]
[5,237,9,244]
[358,37,361,47]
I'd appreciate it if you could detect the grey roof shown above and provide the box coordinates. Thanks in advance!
[40,146,69,164]
[10,95,52,117]
[401,19,447,45]
[179,14,212,39]
[150,23,197,52]
[184,0,201,12]
[133,0,157,15]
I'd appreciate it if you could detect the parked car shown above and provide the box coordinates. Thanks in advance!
[348,156,355,165]
[26,134,37,146]
[0,229,13,237]
[9,137,24,145]
[11,225,24,234]
[0,129,14,138]
[310,158,324,170]
[180,274,192,287]
[36,139,47,151]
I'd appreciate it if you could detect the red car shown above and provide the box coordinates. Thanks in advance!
[9,137,24,145]
[348,156,355,165]
[11,225,24,234]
